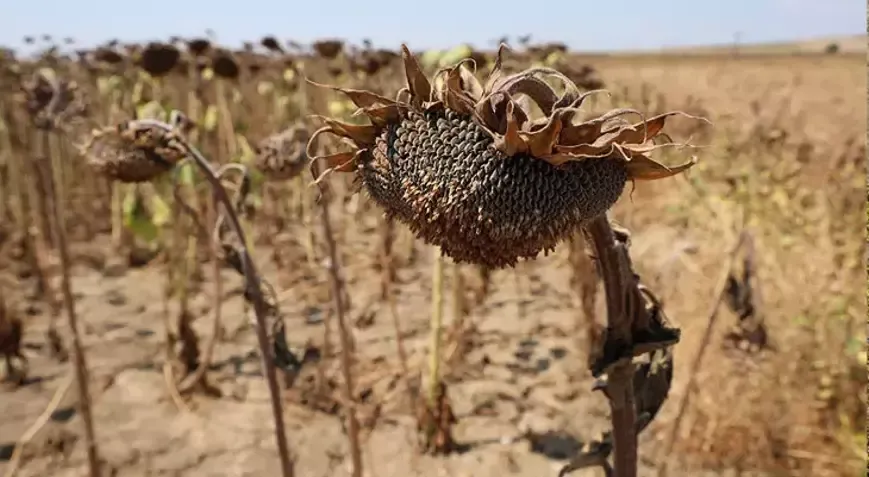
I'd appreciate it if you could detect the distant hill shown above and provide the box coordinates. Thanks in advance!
[619,34,865,56]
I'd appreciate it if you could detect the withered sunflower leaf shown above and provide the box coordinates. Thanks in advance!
[483,43,510,95]
[559,120,606,145]
[625,154,697,180]
[519,113,562,157]
[496,75,558,116]
[475,92,507,134]
[354,104,403,126]
[551,143,616,164]
[307,79,398,110]
[461,66,484,100]
[443,64,477,114]
[494,100,528,156]
[310,150,362,183]
[401,44,432,104]
[313,116,378,146]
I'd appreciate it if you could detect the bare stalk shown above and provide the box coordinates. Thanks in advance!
[428,247,445,407]
[127,118,294,477]
[45,130,100,477]
[583,214,680,477]
[311,157,363,477]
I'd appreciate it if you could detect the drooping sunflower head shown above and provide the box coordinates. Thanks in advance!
[81,120,187,183]
[307,44,708,268]
[254,124,311,181]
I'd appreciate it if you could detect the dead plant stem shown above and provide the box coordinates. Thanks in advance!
[312,162,364,477]
[584,215,645,477]
[127,118,294,477]
[45,128,101,477]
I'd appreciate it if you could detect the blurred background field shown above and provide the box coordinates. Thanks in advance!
[0,2,865,476]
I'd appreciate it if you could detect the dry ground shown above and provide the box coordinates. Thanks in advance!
[0,48,865,477]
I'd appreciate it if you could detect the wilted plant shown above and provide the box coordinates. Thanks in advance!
[260,36,284,54]
[307,43,708,476]
[211,49,240,80]
[78,111,296,477]
[307,132,364,477]
[254,124,311,181]
[307,44,705,268]
[136,42,181,78]
[185,38,212,57]
[312,39,345,60]
[23,68,100,477]
[83,118,188,183]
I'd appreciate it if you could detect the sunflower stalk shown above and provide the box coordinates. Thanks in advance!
[310,142,363,477]
[428,247,445,407]
[581,215,679,477]
[305,42,700,472]
[90,116,296,477]
[39,122,100,477]
[37,128,66,357]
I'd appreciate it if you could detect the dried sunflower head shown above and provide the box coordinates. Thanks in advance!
[307,44,707,268]
[81,120,187,183]
[261,36,284,53]
[211,49,240,79]
[254,125,311,181]
[186,38,212,57]
[137,42,181,77]
[21,69,88,130]
[93,47,125,66]
[312,40,344,59]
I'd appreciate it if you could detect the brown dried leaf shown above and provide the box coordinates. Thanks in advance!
[483,43,509,95]
[493,100,528,156]
[442,64,477,115]
[519,112,562,157]
[313,116,378,145]
[475,92,508,134]
[559,120,607,145]
[310,150,363,183]
[495,74,558,116]
[606,111,710,145]
[307,79,398,109]
[401,44,432,105]
[548,143,616,165]
[461,66,484,101]
[624,154,697,180]
[354,104,403,127]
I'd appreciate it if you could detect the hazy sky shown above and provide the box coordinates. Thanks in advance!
[1,0,863,51]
